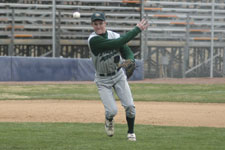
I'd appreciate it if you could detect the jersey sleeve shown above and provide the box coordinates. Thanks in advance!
[120,45,134,61]
[89,27,141,56]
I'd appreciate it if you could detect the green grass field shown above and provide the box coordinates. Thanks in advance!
[0,83,225,150]
[1,83,225,103]
[0,123,225,150]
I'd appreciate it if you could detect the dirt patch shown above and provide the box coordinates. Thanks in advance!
[0,100,225,128]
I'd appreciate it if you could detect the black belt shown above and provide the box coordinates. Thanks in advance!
[99,68,121,77]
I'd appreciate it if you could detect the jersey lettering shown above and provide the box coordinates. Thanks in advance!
[100,51,117,62]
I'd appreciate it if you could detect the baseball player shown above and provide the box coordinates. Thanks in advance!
[88,12,148,141]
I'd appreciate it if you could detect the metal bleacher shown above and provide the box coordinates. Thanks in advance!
[0,0,142,57]
[0,0,225,78]
[145,1,225,45]
[0,0,224,47]
[0,0,139,45]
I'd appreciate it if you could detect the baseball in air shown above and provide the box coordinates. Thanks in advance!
[73,12,80,19]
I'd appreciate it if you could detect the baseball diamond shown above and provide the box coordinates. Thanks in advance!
[0,0,225,149]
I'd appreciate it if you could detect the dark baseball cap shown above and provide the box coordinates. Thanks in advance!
[91,12,105,22]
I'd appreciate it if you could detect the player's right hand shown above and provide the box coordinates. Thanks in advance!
[136,19,149,31]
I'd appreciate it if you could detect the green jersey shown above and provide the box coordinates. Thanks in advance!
[88,26,141,75]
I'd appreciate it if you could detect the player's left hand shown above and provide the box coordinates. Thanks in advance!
[118,59,136,79]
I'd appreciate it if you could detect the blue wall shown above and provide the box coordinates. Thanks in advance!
[0,56,144,81]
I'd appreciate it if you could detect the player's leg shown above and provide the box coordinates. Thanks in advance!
[97,83,118,119]
[113,76,136,141]
[96,82,117,136]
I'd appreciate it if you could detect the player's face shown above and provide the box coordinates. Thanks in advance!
[92,20,106,34]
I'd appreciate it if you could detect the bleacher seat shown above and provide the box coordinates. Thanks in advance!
[0,0,225,52]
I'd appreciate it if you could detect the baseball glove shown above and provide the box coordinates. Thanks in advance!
[119,59,135,79]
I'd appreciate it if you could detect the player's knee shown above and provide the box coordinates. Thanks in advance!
[106,108,118,119]
[125,105,136,118]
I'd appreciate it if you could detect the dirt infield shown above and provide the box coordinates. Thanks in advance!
[0,100,225,128]
[0,77,225,128]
